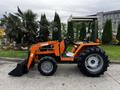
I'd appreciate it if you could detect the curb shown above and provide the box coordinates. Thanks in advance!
[110,61,120,64]
[0,57,24,62]
[0,57,120,64]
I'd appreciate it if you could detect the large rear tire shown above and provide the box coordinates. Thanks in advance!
[38,56,57,76]
[78,47,109,77]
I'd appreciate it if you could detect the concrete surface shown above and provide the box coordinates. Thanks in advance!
[0,61,120,90]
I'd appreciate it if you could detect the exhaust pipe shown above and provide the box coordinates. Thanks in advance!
[8,60,28,76]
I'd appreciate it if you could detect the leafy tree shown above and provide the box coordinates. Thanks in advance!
[90,21,98,41]
[79,23,86,40]
[67,21,74,43]
[2,7,38,45]
[52,12,61,41]
[102,19,112,44]
[3,13,23,43]
[17,7,38,44]
[0,28,5,38]
[116,23,120,44]
[90,22,95,41]
[73,23,81,41]
[61,23,66,37]
[0,18,6,26]
[39,14,49,41]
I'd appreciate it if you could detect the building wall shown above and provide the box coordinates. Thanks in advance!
[97,10,120,35]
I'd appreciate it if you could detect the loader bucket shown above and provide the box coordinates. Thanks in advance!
[8,60,28,76]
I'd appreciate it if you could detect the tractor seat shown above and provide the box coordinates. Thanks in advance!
[64,38,70,51]
[60,39,74,57]
[66,52,74,57]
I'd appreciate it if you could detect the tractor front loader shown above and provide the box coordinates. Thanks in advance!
[9,41,59,76]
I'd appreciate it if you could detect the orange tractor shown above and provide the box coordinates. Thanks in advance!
[9,16,109,77]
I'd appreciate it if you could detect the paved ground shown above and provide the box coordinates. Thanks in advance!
[0,61,120,90]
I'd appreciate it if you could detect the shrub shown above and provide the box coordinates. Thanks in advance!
[79,23,86,40]
[116,23,120,44]
[102,19,112,44]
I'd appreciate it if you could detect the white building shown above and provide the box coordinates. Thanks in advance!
[96,10,120,35]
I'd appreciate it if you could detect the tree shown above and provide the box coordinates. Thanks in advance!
[73,23,81,41]
[0,28,5,38]
[2,7,38,45]
[16,7,38,44]
[116,23,120,44]
[67,21,74,43]
[1,7,38,46]
[102,19,112,44]
[61,23,66,37]
[39,14,49,41]
[52,12,61,41]
[90,21,98,41]
[0,18,6,26]
[2,13,23,43]
[79,23,86,40]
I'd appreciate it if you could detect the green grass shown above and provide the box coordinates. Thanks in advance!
[100,45,120,60]
[0,50,28,58]
[0,45,120,61]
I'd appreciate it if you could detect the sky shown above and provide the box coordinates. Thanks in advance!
[0,0,120,22]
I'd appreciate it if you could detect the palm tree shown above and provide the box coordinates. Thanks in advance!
[3,13,23,43]
[2,7,38,45]
[16,7,38,44]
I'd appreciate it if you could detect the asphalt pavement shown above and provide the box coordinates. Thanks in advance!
[0,60,120,90]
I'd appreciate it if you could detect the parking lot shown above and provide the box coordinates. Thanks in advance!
[0,60,120,90]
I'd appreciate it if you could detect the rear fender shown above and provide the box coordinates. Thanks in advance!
[74,42,100,56]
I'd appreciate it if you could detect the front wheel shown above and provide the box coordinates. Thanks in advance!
[38,56,57,76]
[78,47,109,77]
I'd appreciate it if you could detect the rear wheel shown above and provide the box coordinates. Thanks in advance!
[78,47,109,77]
[38,56,57,76]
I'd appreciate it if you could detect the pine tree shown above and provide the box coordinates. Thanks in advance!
[90,22,95,41]
[52,12,61,41]
[73,23,80,41]
[116,23,120,44]
[39,14,49,41]
[79,23,86,40]
[102,19,112,44]
[67,21,74,43]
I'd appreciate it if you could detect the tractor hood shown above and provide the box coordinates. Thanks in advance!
[40,42,49,47]
[39,41,58,47]
[29,41,59,51]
